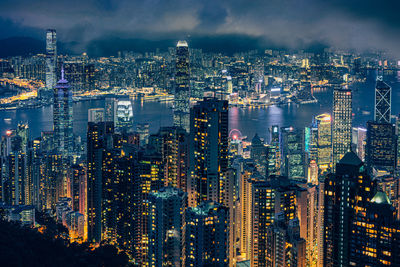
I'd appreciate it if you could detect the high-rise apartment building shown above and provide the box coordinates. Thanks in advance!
[147,187,187,267]
[183,201,229,266]
[188,98,228,206]
[86,121,114,244]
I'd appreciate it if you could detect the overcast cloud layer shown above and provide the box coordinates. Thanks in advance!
[0,0,399,56]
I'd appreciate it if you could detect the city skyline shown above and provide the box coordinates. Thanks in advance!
[1,6,400,265]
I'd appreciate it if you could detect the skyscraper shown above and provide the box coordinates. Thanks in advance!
[148,126,188,189]
[374,77,391,123]
[350,191,400,266]
[188,98,229,206]
[183,201,229,266]
[332,88,352,166]
[86,121,114,244]
[250,176,299,266]
[322,151,375,266]
[173,40,190,132]
[46,29,57,91]
[147,187,187,267]
[281,127,306,180]
[53,67,73,157]
[366,121,397,172]
[315,114,332,172]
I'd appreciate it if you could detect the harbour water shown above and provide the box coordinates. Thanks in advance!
[0,71,399,141]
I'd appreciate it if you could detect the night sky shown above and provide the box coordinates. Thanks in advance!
[1,0,400,56]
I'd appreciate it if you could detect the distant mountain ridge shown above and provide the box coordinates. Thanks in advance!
[0,36,45,58]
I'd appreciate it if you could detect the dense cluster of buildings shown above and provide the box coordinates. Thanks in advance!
[0,30,399,266]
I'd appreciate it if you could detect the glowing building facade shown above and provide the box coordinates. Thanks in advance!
[173,40,190,132]
[332,88,352,166]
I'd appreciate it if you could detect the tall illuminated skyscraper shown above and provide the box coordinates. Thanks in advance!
[374,77,391,123]
[350,191,400,266]
[315,114,332,172]
[332,88,352,166]
[322,152,375,266]
[46,29,57,90]
[53,67,73,157]
[281,127,305,180]
[86,121,114,244]
[366,121,397,172]
[188,98,229,207]
[173,40,190,132]
[250,176,299,266]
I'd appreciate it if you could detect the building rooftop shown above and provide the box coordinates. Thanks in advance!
[177,40,188,47]
[338,151,362,167]
[371,191,391,205]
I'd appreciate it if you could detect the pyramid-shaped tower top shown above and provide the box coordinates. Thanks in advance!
[371,191,391,205]
[339,151,362,166]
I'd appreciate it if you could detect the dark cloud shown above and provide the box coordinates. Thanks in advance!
[0,0,399,56]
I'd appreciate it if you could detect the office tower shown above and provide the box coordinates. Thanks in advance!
[148,126,188,189]
[183,202,229,266]
[147,187,187,267]
[173,40,190,132]
[136,123,149,146]
[352,127,367,161]
[105,97,117,125]
[116,100,133,132]
[267,216,306,267]
[188,98,229,206]
[322,151,375,266]
[266,144,280,177]
[250,134,267,177]
[281,127,306,180]
[374,78,391,123]
[86,121,114,244]
[267,125,281,176]
[45,29,57,90]
[349,191,400,266]
[53,67,73,157]
[375,174,400,219]
[305,125,318,163]
[250,176,298,266]
[315,114,332,173]
[88,108,105,123]
[332,88,352,166]
[366,121,397,172]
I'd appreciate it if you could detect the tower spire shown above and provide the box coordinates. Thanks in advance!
[61,64,65,80]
